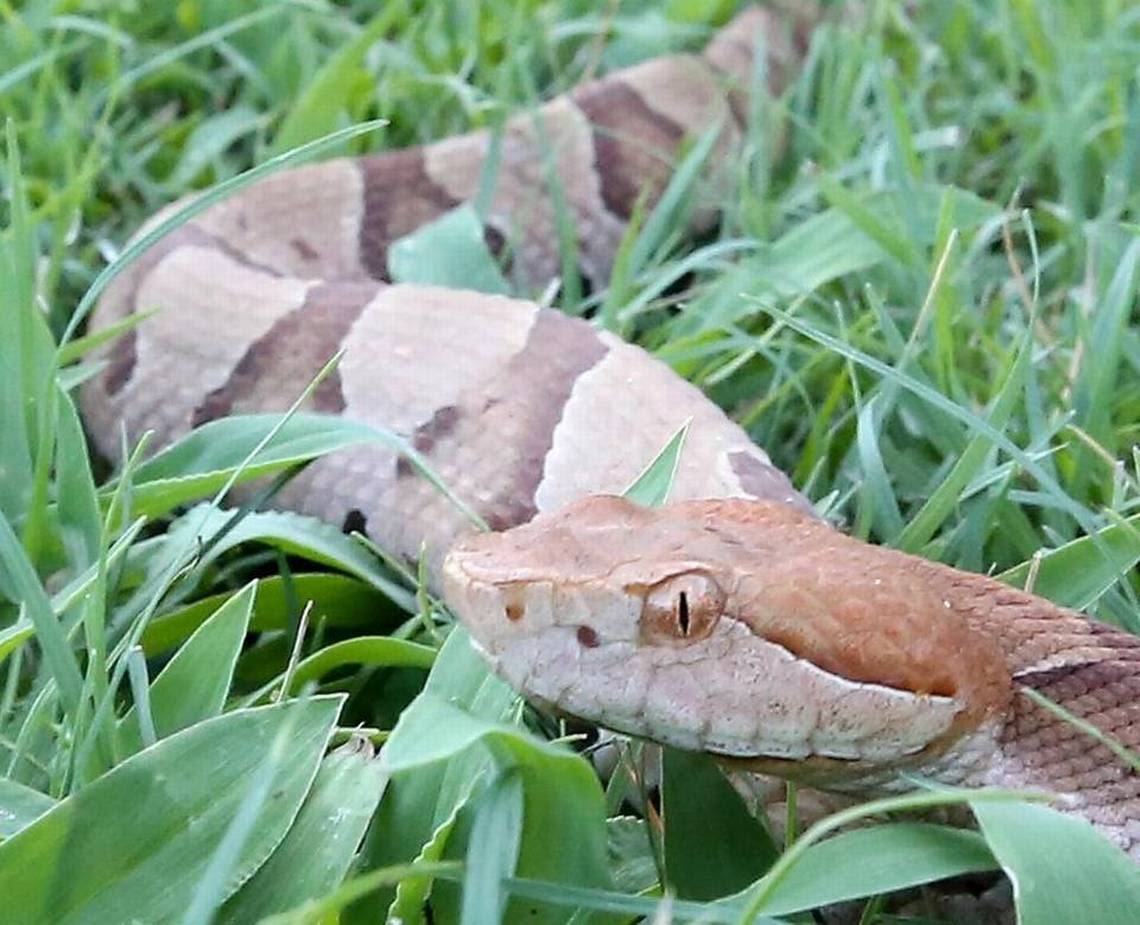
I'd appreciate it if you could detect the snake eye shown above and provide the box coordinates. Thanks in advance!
[640,572,725,643]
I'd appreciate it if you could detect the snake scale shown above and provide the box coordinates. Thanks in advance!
[83,6,1140,862]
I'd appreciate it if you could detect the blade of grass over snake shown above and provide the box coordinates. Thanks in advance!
[105,354,351,639]
[62,120,386,343]
[104,412,486,527]
[388,205,510,294]
[1018,687,1140,775]
[72,355,355,781]
[55,309,158,367]
[623,421,690,508]
[602,123,720,332]
[525,73,582,314]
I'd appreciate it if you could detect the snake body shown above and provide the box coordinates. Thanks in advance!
[83,7,1140,861]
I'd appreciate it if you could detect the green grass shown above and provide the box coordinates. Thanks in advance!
[2,0,1140,922]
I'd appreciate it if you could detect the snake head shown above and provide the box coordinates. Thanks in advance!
[442,495,1009,769]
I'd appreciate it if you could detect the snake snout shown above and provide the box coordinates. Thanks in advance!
[441,543,558,652]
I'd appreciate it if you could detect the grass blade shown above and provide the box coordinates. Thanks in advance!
[118,583,257,755]
[0,697,343,924]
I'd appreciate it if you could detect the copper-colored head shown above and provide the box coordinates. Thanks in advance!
[443,496,1012,769]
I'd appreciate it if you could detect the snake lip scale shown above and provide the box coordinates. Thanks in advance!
[83,6,1140,862]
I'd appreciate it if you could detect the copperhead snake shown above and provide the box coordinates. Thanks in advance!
[82,6,1140,864]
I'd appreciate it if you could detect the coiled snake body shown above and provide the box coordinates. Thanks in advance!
[84,8,1140,861]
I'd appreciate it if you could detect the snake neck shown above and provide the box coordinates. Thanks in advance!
[908,565,1140,860]
[724,563,1140,861]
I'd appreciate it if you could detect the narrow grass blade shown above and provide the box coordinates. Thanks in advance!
[270,7,401,156]
[150,505,414,612]
[854,396,904,540]
[897,346,1027,552]
[1073,238,1140,446]
[460,769,523,925]
[0,518,84,720]
[53,386,102,573]
[0,621,34,667]
[282,637,435,696]
[140,573,390,655]
[118,583,257,755]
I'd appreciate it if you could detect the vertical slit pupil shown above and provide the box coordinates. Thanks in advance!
[677,591,690,635]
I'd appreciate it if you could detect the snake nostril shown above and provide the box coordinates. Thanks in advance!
[505,602,524,621]
[576,625,599,648]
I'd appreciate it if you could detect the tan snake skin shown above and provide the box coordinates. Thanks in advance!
[82,6,1140,863]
